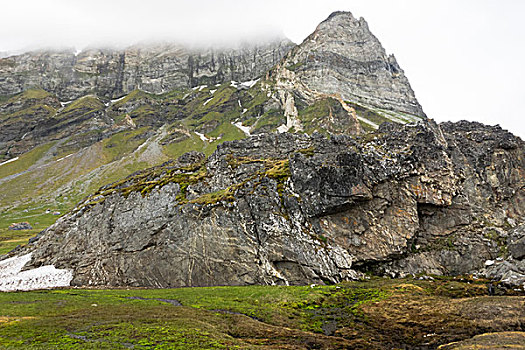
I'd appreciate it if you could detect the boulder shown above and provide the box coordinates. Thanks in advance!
[8,222,32,230]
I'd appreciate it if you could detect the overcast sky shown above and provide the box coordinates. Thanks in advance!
[0,0,523,138]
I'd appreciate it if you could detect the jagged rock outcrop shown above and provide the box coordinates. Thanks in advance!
[4,120,522,290]
[241,11,424,137]
[269,11,424,119]
[0,40,294,100]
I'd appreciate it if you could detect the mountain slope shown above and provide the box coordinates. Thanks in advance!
[2,120,522,290]
[0,40,294,100]
[2,12,504,292]
[0,11,425,224]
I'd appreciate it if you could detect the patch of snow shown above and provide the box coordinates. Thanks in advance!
[21,132,28,140]
[136,140,149,152]
[192,85,207,91]
[209,89,217,94]
[74,49,82,56]
[60,100,73,107]
[0,157,19,167]
[194,131,209,142]
[203,98,213,106]
[111,95,127,104]
[0,253,73,292]
[356,116,379,129]
[277,124,289,133]
[232,122,251,136]
[56,154,73,162]
[238,100,242,108]
[485,260,495,266]
[215,83,221,87]
[242,108,248,114]
[231,79,260,90]
[240,78,260,88]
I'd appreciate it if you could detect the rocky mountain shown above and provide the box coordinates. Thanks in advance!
[0,40,293,100]
[0,11,424,221]
[1,11,523,293]
[269,12,424,121]
[2,119,523,291]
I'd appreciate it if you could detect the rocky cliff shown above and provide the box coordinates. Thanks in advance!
[2,119,521,291]
[1,11,521,293]
[0,10,425,227]
[0,40,293,100]
[269,12,424,119]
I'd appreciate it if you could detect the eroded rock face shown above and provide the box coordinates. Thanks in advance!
[273,11,424,117]
[13,120,524,288]
[0,40,294,100]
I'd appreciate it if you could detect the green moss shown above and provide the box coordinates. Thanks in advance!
[297,147,315,157]
[297,97,340,134]
[252,109,285,132]
[189,187,236,205]
[62,96,105,113]
[286,62,304,72]
[81,161,208,210]
[0,142,56,179]
[6,88,54,103]
[0,278,520,349]
[265,159,290,180]
[262,159,291,210]
[484,229,509,257]
[101,127,150,162]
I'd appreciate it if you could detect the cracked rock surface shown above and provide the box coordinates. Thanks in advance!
[11,119,524,288]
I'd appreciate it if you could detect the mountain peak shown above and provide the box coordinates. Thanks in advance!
[317,11,371,37]
[283,11,424,117]
[323,11,356,22]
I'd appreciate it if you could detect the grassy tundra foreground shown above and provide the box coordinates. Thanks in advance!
[0,277,523,349]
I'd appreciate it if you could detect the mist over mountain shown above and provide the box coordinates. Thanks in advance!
[0,7,524,349]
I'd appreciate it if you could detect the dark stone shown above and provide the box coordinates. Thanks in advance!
[509,237,525,260]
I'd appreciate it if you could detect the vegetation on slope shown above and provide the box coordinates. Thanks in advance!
[0,80,425,260]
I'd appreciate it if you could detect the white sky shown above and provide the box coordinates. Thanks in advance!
[0,0,524,138]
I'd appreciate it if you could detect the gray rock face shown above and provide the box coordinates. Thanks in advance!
[0,40,294,100]
[16,120,525,288]
[480,224,525,288]
[510,237,525,260]
[273,11,424,117]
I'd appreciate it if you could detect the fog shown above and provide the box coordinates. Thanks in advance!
[1,0,524,138]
